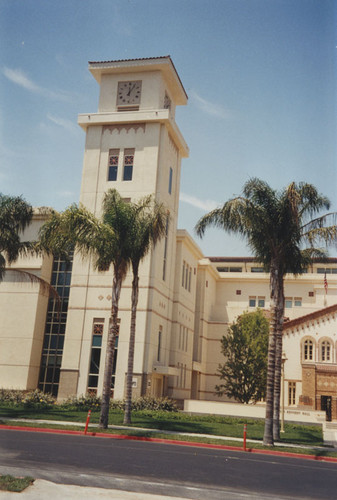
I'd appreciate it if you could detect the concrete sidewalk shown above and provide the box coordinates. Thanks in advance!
[0,479,188,499]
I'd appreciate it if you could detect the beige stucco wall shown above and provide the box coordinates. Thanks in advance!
[0,213,52,390]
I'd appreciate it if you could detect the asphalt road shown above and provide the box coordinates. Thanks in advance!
[0,429,336,499]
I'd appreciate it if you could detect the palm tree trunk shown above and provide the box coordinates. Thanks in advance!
[273,280,285,441]
[123,263,139,425]
[99,267,122,429]
[263,261,280,446]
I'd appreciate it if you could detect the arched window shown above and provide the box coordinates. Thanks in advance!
[303,339,314,361]
[321,340,332,362]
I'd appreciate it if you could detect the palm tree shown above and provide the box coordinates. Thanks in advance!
[123,196,167,425]
[39,189,135,428]
[0,194,33,279]
[195,178,337,445]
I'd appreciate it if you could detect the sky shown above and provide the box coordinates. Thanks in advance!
[1,0,336,257]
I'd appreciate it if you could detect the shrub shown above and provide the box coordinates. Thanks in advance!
[22,390,56,408]
[0,389,24,406]
[130,396,178,412]
[61,393,102,411]
[0,389,56,408]
[60,394,178,412]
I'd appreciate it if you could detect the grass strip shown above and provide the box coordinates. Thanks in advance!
[0,475,34,492]
[0,406,324,446]
[2,419,337,459]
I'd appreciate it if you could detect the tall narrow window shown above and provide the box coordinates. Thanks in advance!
[123,148,134,181]
[108,149,119,181]
[157,327,162,362]
[162,214,169,280]
[168,167,173,194]
[321,340,331,362]
[38,254,73,396]
[111,319,120,393]
[288,382,296,406]
[87,319,104,393]
[304,339,313,361]
[182,261,185,287]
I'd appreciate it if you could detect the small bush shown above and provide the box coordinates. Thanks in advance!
[130,396,178,412]
[60,394,178,412]
[109,396,178,412]
[61,393,102,411]
[0,389,24,406]
[22,390,56,408]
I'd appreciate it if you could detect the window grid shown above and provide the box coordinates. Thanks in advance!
[38,255,73,396]
[123,148,134,181]
[108,149,119,181]
[321,341,331,362]
[249,296,265,308]
[304,339,313,361]
[87,319,104,393]
[288,382,296,406]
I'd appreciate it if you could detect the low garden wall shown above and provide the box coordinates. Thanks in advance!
[184,399,326,424]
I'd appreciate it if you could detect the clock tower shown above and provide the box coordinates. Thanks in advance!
[58,57,189,399]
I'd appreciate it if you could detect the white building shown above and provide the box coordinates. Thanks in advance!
[1,57,336,420]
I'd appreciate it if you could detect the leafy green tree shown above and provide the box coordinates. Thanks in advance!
[39,189,135,428]
[123,196,167,425]
[216,310,269,404]
[196,178,337,445]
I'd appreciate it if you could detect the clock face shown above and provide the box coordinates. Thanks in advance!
[117,80,142,105]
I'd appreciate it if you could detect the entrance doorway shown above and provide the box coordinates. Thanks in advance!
[152,376,163,398]
[321,395,332,421]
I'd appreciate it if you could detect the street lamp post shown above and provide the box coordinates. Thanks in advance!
[281,351,288,433]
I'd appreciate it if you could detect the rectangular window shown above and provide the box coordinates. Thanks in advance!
[182,261,185,287]
[188,267,192,292]
[157,327,162,362]
[216,266,242,272]
[294,298,302,307]
[38,255,73,397]
[249,297,256,307]
[249,296,265,308]
[285,298,293,308]
[168,167,173,194]
[258,297,265,308]
[108,149,119,181]
[251,267,264,273]
[317,268,337,274]
[162,214,169,281]
[88,319,104,392]
[288,382,296,406]
[123,148,134,181]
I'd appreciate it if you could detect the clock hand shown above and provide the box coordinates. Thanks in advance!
[127,83,136,96]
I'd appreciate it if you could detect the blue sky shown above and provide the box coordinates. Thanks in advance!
[1,0,336,256]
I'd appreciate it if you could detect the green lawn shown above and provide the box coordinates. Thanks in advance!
[0,475,34,492]
[0,404,324,447]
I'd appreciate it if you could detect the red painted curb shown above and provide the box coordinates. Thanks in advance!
[1,424,336,463]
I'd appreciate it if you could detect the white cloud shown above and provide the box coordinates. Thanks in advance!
[180,192,218,212]
[3,67,72,102]
[189,89,231,119]
[47,114,78,134]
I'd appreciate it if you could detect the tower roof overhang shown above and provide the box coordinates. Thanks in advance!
[88,56,188,106]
